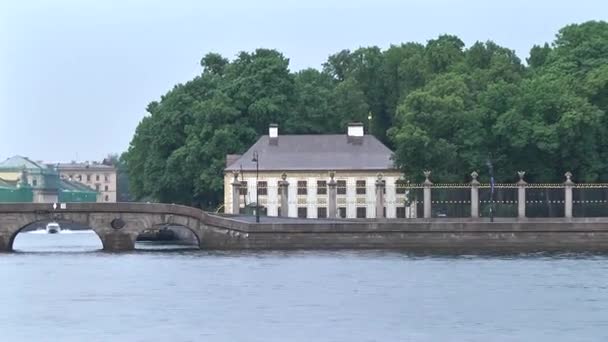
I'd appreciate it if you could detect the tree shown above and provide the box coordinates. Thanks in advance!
[285,68,337,133]
[123,20,608,208]
[331,78,369,129]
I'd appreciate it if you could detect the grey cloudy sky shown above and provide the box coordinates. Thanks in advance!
[0,0,605,162]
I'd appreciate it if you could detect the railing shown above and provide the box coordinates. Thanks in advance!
[227,172,608,219]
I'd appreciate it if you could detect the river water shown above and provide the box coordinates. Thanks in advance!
[1,231,607,342]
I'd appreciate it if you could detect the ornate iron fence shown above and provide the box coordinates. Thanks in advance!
[227,171,608,219]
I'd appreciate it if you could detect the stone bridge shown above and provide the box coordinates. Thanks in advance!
[2,202,608,253]
[0,202,240,252]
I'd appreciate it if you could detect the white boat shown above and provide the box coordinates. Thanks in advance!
[46,222,61,234]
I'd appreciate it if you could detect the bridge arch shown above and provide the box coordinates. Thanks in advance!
[144,223,202,246]
[9,218,104,251]
[0,203,207,252]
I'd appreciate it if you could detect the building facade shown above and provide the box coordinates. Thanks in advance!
[224,123,410,219]
[56,162,117,202]
[0,156,97,203]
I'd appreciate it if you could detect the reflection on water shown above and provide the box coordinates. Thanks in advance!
[13,230,198,252]
[3,234,608,341]
[13,230,103,252]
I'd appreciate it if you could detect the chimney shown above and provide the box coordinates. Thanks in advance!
[347,122,364,137]
[269,123,278,145]
[269,124,278,138]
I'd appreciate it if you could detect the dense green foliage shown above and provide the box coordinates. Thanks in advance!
[124,21,608,208]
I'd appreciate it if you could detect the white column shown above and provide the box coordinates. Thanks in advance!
[564,172,574,219]
[375,175,385,219]
[245,177,253,206]
[288,177,297,218]
[470,171,480,218]
[346,177,356,218]
[517,185,526,218]
[328,176,337,219]
[279,175,289,218]
[423,187,431,218]
[367,176,376,218]
[517,171,527,219]
[423,171,432,219]
[307,177,317,218]
[385,177,396,218]
[267,177,278,217]
[231,182,241,215]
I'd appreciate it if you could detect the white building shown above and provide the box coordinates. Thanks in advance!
[224,123,410,219]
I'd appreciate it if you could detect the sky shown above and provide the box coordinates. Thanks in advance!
[0,0,605,163]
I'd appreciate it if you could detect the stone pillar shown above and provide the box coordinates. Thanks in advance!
[375,173,385,219]
[470,171,480,218]
[231,171,241,215]
[423,171,432,219]
[328,172,337,219]
[101,232,136,252]
[0,235,9,252]
[517,171,527,219]
[278,173,289,218]
[564,171,574,218]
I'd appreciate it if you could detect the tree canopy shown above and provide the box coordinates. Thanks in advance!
[124,21,608,208]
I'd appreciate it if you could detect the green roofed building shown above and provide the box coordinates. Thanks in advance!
[0,176,33,202]
[0,156,98,203]
[58,179,98,202]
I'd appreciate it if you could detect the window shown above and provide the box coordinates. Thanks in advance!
[86,175,91,182]
[383,207,386,218]
[356,207,367,218]
[317,180,327,195]
[258,181,268,196]
[32,179,38,186]
[297,207,308,218]
[277,181,282,195]
[105,195,109,202]
[397,207,406,218]
[77,175,82,181]
[297,181,307,195]
[317,207,327,218]
[239,181,247,195]
[356,180,366,195]
[68,174,73,180]
[338,207,346,218]
[104,174,110,182]
[104,185,109,191]
[95,184,100,191]
[96,174,100,181]
[337,180,347,195]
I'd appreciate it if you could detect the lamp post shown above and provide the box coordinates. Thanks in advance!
[252,151,260,223]
[486,158,495,223]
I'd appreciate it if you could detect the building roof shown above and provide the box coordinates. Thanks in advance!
[0,155,45,170]
[225,134,396,172]
[55,162,115,171]
[59,179,98,193]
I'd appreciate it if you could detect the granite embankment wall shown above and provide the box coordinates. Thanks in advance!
[201,215,608,252]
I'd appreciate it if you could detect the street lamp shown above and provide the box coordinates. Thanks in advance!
[252,151,260,223]
[486,158,495,223]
